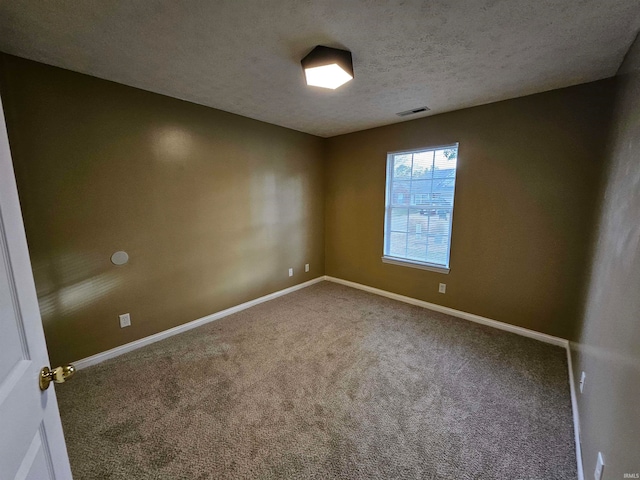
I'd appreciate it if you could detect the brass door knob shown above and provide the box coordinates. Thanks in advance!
[39,364,76,391]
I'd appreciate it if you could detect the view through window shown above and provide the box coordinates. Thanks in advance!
[383,144,458,271]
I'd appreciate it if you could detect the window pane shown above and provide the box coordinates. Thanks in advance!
[389,232,407,257]
[426,213,450,237]
[407,209,427,261]
[390,208,409,232]
[393,154,412,179]
[432,178,455,194]
[426,236,449,265]
[433,148,457,178]
[407,231,427,261]
[411,150,433,179]
[431,208,451,222]
[391,181,410,206]
[410,179,432,205]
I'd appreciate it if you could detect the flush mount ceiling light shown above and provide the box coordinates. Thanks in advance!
[301,46,354,90]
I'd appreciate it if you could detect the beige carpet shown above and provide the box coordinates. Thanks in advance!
[57,281,577,479]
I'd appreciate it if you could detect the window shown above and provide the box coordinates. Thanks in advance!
[383,144,459,273]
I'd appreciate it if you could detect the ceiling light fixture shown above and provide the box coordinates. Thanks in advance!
[301,46,354,90]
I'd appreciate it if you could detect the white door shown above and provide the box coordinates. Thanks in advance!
[0,95,73,479]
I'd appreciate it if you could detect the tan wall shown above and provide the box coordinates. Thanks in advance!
[325,80,615,340]
[0,52,621,366]
[571,34,640,477]
[0,55,325,366]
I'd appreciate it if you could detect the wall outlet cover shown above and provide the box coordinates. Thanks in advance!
[439,283,446,294]
[288,268,293,277]
[579,371,586,393]
[305,263,310,272]
[119,313,131,328]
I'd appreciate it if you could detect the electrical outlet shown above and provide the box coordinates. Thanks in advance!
[439,283,446,294]
[594,452,604,480]
[580,371,586,394]
[305,263,310,272]
[119,313,131,328]
[288,268,293,277]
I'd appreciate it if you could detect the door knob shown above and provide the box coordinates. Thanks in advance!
[39,364,76,391]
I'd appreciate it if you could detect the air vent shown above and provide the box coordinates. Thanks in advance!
[396,106,430,117]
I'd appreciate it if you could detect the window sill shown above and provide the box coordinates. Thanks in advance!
[381,256,450,274]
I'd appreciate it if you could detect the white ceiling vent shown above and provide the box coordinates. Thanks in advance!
[396,106,430,117]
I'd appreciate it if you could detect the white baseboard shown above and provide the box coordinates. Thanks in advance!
[566,344,585,480]
[324,276,568,347]
[73,276,325,370]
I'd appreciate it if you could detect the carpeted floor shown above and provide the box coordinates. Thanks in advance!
[57,282,577,479]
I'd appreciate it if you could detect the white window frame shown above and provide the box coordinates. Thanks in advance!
[382,143,459,274]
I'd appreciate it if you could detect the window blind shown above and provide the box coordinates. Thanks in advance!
[383,144,458,270]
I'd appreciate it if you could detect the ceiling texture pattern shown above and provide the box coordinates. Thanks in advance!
[1,0,639,137]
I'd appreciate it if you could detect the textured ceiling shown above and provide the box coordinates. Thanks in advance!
[1,1,639,137]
